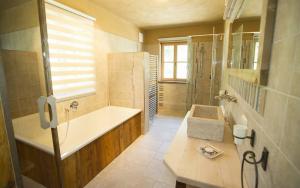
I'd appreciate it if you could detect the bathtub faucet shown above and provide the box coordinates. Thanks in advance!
[70,101,79,111]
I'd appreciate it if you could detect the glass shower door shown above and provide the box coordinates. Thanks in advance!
[0,91,19,188]
[0,0,62,187]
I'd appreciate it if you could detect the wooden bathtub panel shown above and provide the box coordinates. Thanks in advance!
[98,126,121,169]
[79,142,100,186]
[62,153,80,188]
[130,114,142,142]
[16,141,60,188]
[120,121,131,151]
[120,114,141,152]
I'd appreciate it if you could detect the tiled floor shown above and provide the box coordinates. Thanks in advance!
[85,115,183,188]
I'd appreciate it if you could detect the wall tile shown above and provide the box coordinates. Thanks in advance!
[289,34,300,97]
[1,50,41,118]
[268,37,296,92]
[270,152,300,188]
[108,52,148,132]
[262,91,288,145]
[273,0,300,42]
[280,98,300,170]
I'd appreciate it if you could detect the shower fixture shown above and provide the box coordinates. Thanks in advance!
[70,101,79,111]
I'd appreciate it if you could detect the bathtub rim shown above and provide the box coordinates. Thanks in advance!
[13,106,142,160]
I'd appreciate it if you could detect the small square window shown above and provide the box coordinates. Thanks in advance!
[161,43,188,81]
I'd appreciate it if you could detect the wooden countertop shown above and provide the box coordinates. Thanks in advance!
[164,112,244,188]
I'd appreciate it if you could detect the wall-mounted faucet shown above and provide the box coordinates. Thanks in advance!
[70,101,79,111]
[215,90,238,103]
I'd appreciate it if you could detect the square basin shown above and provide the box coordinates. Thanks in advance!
[187,104,225,142]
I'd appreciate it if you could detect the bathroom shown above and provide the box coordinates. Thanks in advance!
[0,0,299,188]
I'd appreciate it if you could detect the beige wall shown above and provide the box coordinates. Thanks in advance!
[56,0,140,42]
[0,0,140,42]
[158,83,188,117]
[0,0,39,34]
[1,50,41,119]
[143,23,224,116]
[108,52,149,133]
[143,23,224,55]
[222,0,300,187]
[232,18,261,32]
[56,29,139,123]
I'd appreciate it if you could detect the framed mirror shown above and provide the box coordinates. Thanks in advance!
[226,0,277,85]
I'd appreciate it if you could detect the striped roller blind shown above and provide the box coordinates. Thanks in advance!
[45,1,96,100]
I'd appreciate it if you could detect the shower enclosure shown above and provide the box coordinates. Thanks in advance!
[186,34,223,110]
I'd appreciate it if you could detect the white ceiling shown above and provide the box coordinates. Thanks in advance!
[91,0,225,29]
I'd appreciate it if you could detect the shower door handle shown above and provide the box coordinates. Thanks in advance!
[37,96,58,129]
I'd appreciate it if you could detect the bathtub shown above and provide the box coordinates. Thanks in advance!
[13,106,142,159]
[13,105,142,187]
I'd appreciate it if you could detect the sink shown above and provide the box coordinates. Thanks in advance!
[187,104,225,142]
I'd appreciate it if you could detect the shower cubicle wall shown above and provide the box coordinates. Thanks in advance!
[108,52,158,133]
[186,34,223,109]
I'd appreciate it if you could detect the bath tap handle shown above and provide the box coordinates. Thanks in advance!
[70,101,79,111]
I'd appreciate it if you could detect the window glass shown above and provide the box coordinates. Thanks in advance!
[176,63,188,79]
[163,45,174,62]
[177,44,188,62]
[163,63,174,78]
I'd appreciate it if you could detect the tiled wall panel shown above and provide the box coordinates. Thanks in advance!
[223,0,300,187]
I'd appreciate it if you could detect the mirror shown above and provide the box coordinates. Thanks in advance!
[229,22,261,70]
[228,0,262,70]
[226,0,277,85]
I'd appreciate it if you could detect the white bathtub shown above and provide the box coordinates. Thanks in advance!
[13,106,141,159]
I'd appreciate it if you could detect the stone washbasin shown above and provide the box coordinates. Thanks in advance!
[187,104,225,142]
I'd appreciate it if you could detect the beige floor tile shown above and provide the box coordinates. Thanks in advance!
[85,115,182,188]
[153,181,175,188]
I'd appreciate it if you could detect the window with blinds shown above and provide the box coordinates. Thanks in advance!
[45,1,96,100]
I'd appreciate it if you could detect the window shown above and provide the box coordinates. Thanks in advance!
[253,41,259,70]
[45,1,96,100]
[161,42,188,81]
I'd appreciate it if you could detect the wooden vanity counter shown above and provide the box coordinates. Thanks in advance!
[164,112,244,188]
